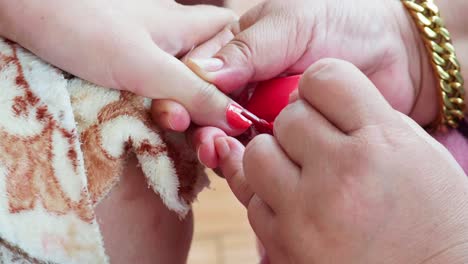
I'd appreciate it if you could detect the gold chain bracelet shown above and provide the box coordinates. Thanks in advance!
[402,0,465,130]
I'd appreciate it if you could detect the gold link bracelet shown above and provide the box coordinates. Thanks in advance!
[402,0,465,129]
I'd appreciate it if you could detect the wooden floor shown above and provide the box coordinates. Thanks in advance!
[187,170,259,264]
[187,2,265,263]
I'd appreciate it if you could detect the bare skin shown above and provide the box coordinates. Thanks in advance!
[216,59,468,264]
[95,158,193,264]
[2,0,467,262]
[0,1,231,263]
[0,0,242,133]
[154,0,438,131]
[182,0,468,170]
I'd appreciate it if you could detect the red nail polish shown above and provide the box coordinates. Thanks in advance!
[226,104,252,130]
[240,109,274,134]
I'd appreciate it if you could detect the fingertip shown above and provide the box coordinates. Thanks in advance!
[192,127,228,168]
[197,142,218,169]
[186,58,220,83]
[151,100,191,131]
[214,137,231,161]
[168,111,191,131]
[214,137,252,208]
[176,4,238,50]
[183,25,236,63]
[186,57,246,94]
[299,59,394,133]
[215,136,245,161]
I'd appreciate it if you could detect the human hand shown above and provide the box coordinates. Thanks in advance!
[0,0,250,133]
[214,59,468,263]
[154,0,442,133]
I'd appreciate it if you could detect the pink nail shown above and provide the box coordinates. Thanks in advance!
[196,146,208,167]
[288,90,299,103]
[189,58,224,72]
[215,137,231,160]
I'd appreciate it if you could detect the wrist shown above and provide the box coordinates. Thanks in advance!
[403,0,468,127]
[396,0,438,126]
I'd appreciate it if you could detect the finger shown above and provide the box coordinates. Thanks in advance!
[183,1,265,63]
[192,126,227,168]
[158,4,237,56]
[274,100,343,167]
[186,3,313,93]
[299,59,396,134]
[243,134,301,211]
[151,99,190,131]
[182,25,235,66]
[214,137,254,207]
[247,194,275,249]
[114,35,249,135]
[288,89,299,103]
[178,4,237,45]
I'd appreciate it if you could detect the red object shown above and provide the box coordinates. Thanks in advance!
[246,75,302,122]
[241,109,273,134]
[229,75,302,142]
[225,104,253,130]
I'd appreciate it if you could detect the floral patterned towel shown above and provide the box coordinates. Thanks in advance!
[0,38,207,263]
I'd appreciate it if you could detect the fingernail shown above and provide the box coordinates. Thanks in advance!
[215,137,231,160]
[226,104,252,130]
[165,113,176,131]
[196,146,208,167]
[189,58,224,72]
[288,90,299,103]
[156,111,174,129]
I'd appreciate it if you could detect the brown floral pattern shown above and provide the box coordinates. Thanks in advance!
[0,42,93,223]
[0,38,206,263]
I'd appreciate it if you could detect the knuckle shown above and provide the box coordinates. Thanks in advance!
[274,101,309,137]
[246,206,256,225]
[275,103,299,125]
[243,134,274,172]
[300,59,359,98]
[244,135,269,162]
[302,58,354,83]
[225,37,254,65]
[247,196,261,222]
[236,181,253,206]
[337,137,377,179]
[191,82,218,112]
[225,21,241,37]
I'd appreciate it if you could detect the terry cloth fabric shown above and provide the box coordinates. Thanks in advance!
[0,38,207,263]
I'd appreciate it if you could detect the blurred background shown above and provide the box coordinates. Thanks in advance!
[175,1,265,263]
[188,170,258,264]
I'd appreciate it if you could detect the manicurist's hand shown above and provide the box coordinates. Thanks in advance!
[215,59,468,264]
[154,0,460,135]
[0,0,251,133]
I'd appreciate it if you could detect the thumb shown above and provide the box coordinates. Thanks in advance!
[186,4,313,93]
[215,137,254,208]
[117,35,252,135]
[175,4,237,53]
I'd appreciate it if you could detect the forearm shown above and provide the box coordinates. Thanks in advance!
[0,0,26,41]
[0,0,74,44]
[439,0,468,83]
